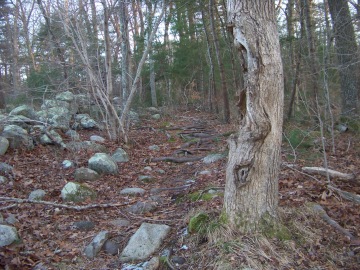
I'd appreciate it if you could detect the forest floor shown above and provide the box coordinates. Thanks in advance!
[0,109,359,270]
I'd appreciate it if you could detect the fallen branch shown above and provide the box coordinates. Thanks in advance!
[312,203,354,240]
[151,156,204,163]
[0,196,127,211]
[328,186,360,205]
[302,167,355,180]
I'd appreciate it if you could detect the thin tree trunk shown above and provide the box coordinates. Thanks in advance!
[201,7,218,113]
[209,0,230,123]
[120,2,165,142]
[225,0,284,232]
[300,0,320,112]
[119,0,129,105]
[11,1,20,90]
[328,0,359,115]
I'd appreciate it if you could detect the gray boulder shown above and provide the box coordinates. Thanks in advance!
[73,220,95,231]
[0,176,7,184]
[84,231,109,259]
[39,130,64,146]
[128,110,140,124]
[90,135,105,143]
[74,94,91,114]
[125,201,156,214]
[0,136,9,155]
[28,189,46,201]
[66,141,108,153]
[111,148,129,163]
[146,107,161,114]
[56,91,74,102]
[0,162,12,174]
[0,224,20,247]
[88,153,118,174]
[37,107,71,130]
[151,114,161,120]
[119,187,145,196]
[2,115,33,129]
[2,124,34,149]
[120,223,171,262]
[62,160,74,169]
[65,130,80,141]
[109,219,130,227]
[103,239,120,255]
[9,105,37,120]
[75,114,97,129]
[41,99,70,110]
[74,167,100,182]
[61,182,96,202]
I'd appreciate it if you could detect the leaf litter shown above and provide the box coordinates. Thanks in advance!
[0,110,359,269]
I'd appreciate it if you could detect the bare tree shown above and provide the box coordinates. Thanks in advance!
[328,0,359,115]
[209,0,230,123]
[225,0,284,232]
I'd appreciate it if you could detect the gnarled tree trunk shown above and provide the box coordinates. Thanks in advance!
[224,0,284,232]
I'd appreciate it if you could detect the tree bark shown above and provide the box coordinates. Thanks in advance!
[225,0,284,232]
[328,0,359,115]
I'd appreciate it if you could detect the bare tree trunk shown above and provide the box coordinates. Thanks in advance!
[201,7,218,113]
[164,1,173,106]
[146,1,157,107]
[328,0,359,115]
[300,0,320,112]
[119,0,129,105]
[209,0,230,123]
[225,0,284,232]
[120,2,165,142]
[102,0,113,100]
[11,1,20,90]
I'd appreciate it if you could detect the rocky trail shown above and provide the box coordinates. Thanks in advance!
[1,109,360,269]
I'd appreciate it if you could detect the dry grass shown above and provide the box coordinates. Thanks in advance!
[180,204,358,270]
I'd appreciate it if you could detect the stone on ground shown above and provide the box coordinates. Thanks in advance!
[111,148,129,163]
[61,182,96,202]
[0,136,9,155]
[120,223,171,262]
[119,187,145,196]
[0,225,20,247]
[28,189,46,201]
[84,230,109,259]
[88,153,118,174]
[74,167,100,182]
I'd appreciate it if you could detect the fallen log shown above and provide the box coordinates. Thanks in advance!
[312,203,355,240]
[151,156,204,163]
[302,167,355,180]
